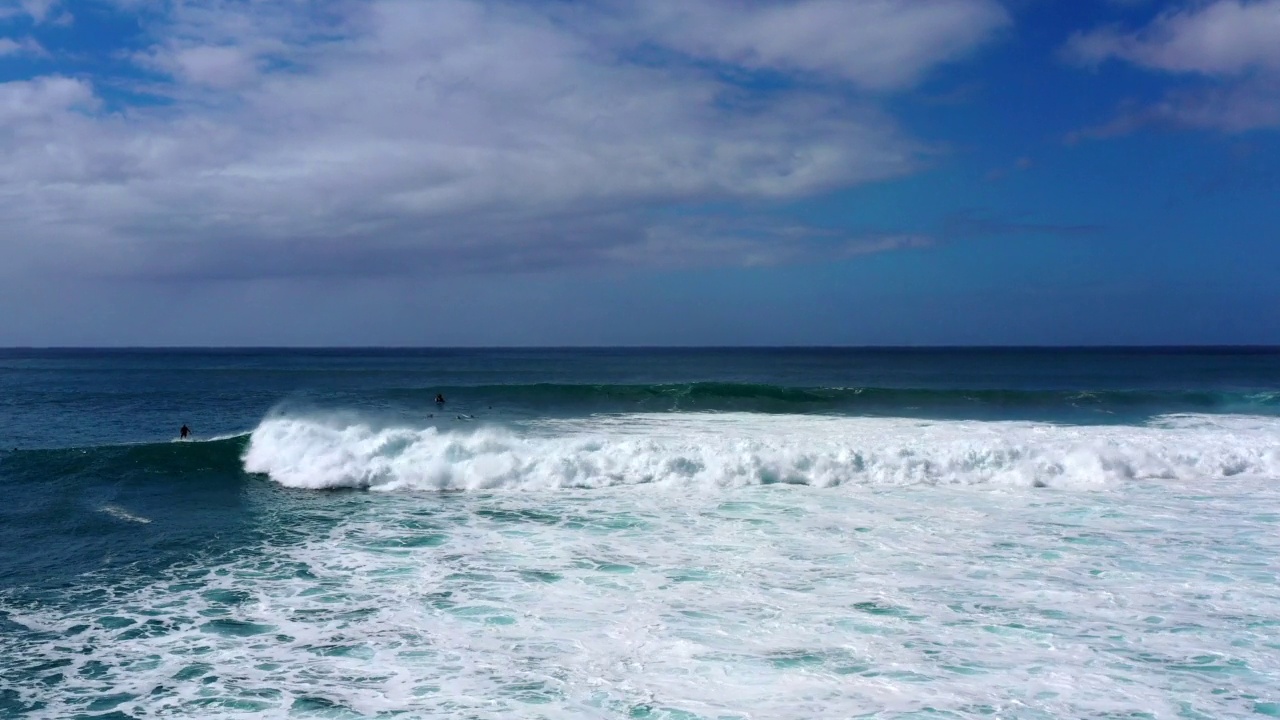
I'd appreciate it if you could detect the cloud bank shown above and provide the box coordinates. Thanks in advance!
[0,0,1008,282]
[633,0,1009,89]
[1067,0,1280,134]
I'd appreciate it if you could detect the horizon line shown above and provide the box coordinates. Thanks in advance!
[3,344,1280,351]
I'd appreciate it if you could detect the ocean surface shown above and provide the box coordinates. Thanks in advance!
[2,347,1279,719]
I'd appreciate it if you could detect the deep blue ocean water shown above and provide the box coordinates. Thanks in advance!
[3,348,1279,718]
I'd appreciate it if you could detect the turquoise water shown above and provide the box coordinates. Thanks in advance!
[2,349,1279,718]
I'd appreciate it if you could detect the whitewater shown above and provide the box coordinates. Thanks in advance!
[243,411,1280,491]
[4,349,1280,719]
[2,410,1278,718]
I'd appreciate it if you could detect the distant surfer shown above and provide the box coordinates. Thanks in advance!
[179,424,191,440]
[435,393,446,404]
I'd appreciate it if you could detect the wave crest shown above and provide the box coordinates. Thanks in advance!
[241,413,1280,492]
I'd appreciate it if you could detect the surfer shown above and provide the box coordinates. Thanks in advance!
[179,424,191,440]
[435,393,446,404]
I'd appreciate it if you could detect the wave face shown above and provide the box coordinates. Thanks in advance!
[240,412,1280,491]
[386,383,1280,420]
[4,434,249,477]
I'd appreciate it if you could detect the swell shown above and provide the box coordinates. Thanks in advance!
[384,383,1280,417]
[3,435,250,479]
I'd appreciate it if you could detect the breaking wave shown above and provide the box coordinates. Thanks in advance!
[241,412,1280,492]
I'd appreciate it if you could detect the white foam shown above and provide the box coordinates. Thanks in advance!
[7,478,1280,718]
[242,412,1280,491]
[98,504,152,524]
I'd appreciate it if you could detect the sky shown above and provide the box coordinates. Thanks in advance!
[1,0,1278,346]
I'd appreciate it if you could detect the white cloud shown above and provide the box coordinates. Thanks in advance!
[0,75,95,123]
[633,0,1010,89]
[1067,77,1280,139]
[1066,0,1280,134]
[134,44,259,89]
[1067,0,1280,75]
[0,0,59,23]
[0,0,1005,282]
[612,217,934,269]
[0,35,45,57]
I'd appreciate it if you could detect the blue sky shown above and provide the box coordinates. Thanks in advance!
[1,0,1277,346]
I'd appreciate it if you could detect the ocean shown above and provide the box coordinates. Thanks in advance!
[2,347,1279,719]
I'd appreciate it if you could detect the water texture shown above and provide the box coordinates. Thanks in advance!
[2,348,1279,718]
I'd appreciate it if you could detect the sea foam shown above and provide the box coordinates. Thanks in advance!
[242,412,1280,491]
[8,469,1280,719]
